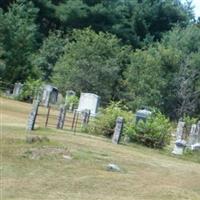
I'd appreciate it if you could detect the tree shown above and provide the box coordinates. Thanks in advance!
[124,47,166,111]
[175,53,200,117]
[53,28,129,104]
[0,0,39,83]
[38,0,192,47]
[124,25,200,118]
[32,31,67,81]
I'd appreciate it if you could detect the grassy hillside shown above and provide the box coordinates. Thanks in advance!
[1,97,200,200]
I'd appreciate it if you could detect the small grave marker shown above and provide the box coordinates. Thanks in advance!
[112,117,124,144]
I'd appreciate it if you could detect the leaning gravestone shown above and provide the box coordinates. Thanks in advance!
[13,82,23,97]
[77,93,100,116]
[112,117,124,144]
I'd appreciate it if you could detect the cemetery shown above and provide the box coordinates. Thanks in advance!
[1,1,200,199]
[1,88,200,199]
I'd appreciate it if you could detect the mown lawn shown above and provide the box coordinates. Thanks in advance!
[1,97,200,200]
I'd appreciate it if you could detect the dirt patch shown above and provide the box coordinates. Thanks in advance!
[22,146,71,160]
[26,135,50,144]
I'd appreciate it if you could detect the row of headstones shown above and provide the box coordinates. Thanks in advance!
[12,82,100,117]
[172,121,200,155]
[12,82,71,107]
[27,99,91,131]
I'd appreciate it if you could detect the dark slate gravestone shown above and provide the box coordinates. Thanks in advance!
[112,117,124,144]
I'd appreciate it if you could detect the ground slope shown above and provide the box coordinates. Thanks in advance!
[1,97,200,200]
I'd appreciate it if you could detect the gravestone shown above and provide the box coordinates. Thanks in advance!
[66,90,76,101]
[13,82,23,96]
[41,85,58,107]
[112,117,124,144]
[175,121,185,140]
[196,121,200,143]
[172,121,186,155]
[172,139,187,155]
[136,108,152,123]
[188,124,198,147]
[77,93,100,116]
[27,98,40,131]
[57,93,64,105]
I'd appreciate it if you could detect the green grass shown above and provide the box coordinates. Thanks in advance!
[1,97,200,200]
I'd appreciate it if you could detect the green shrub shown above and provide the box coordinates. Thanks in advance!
[124,112,171,148]
[18,77,43,102]
[87,102,133,137]
[65,95,79,110]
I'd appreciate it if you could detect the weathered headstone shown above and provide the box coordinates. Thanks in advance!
[196,121,200,143]
[41,85,58,107]
[188,124,198,147]
[27,98,40,131]
[66,90,76,100]
[57,93,64,105]
[172,139,187,155]
[112,117,124,144]
[136,108,152,123]
[13,82,23,96]
[77,93,100,116]
[57,105,67,129]
[172,121,186,155]
[175,121,185,140]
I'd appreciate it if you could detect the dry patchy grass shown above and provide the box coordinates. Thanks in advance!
[1,97,200,200]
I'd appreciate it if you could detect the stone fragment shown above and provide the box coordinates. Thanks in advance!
[106,164,121,172]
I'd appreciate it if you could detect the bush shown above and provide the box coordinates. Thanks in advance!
[65,95,79,110]
[18,77,43,102]
[87,102,133,137]
[124,112,171,148]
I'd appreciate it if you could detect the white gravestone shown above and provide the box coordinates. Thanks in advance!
[77,93,100,116]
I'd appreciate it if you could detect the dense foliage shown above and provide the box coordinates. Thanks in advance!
[53,28,129,104]
[124,112,171,148]
[0,0,199,119]
[86,102,133,137]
